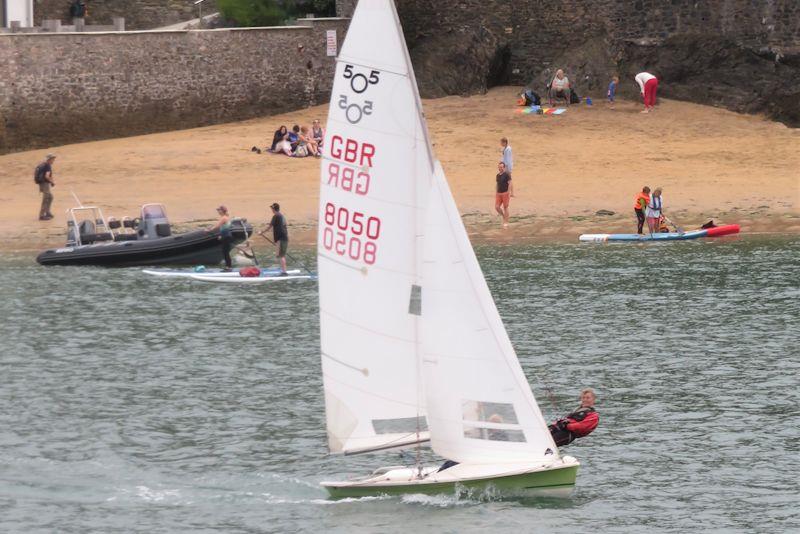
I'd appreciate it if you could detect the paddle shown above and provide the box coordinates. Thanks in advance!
[662,214,684,233]
[258,232,314,275]
[235,218,259,266]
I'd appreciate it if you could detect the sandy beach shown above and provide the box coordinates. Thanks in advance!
[1,86,798,251]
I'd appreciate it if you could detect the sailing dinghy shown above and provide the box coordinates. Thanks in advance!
[317,0,578,498]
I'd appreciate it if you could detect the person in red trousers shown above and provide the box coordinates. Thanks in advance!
[635,72,659,113]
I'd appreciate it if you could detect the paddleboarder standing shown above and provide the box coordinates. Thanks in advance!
[263,202,289,274]
[495,161,513,228]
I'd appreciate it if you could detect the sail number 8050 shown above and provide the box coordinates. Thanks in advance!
[322,202,381,265]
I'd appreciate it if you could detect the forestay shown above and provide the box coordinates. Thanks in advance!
[421,163,559,464]
[318,0,434,455]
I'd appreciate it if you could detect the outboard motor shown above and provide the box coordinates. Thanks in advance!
[138,204,172,240]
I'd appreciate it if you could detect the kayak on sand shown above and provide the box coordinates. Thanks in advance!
[580,224,740,242]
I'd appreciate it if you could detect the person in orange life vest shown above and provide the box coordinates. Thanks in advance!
[634,186,651,234]
[549,388,599,447]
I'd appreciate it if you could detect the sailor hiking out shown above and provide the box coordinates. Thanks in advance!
[548,388,600,447]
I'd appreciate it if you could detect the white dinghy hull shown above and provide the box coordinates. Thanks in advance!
[321,457,579,499]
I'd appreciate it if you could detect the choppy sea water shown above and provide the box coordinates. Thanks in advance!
[1,236,798,533]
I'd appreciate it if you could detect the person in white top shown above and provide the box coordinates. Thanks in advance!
[645,187,664,234]
[500,137,513,176]
[549,69,571,106]
[635,72,659,113]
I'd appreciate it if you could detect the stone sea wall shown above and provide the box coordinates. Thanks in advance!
[33,0,219,30]
[0,18,347,153]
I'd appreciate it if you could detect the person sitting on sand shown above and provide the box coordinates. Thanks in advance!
[312,119,325,148]
[549,69,571,106]
[635,71,659,113]
[634,186,650,234]
[270,125,288,152]
[288,125,300,153]
[645,187,664,234]
[273,131,293,157]
[296,126,319,157]
[548,388,599,447]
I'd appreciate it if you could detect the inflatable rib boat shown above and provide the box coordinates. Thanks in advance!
[580,224,740,242]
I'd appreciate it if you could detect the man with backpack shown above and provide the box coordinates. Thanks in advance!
[34,154,56,221]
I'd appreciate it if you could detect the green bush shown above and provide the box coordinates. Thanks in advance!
[218,0,336,27]
[218,0,288,27]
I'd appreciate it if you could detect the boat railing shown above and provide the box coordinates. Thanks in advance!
[66,206,115,246]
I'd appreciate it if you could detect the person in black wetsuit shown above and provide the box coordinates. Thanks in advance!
[207,205,233,270]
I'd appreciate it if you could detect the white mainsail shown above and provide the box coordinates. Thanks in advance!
[420,163,559,463]
[318,0,434,455]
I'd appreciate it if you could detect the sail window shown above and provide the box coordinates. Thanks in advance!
[461,400,525,442]
[372,416,428,434]
[461,401,519,424]
[463,426,526,443]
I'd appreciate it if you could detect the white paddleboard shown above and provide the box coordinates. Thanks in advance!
[143,268,301,278]
[189,274,316,284]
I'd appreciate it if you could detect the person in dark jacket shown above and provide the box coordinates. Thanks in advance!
[34,154,56,220]
[270,125,288,152]
[549,388,599,447]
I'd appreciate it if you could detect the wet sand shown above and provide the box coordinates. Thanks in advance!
[1,86,798,251]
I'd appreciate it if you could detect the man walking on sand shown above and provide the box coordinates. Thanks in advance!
[495,161,513,228]
[500,137,513,176]
[34,154,56,220]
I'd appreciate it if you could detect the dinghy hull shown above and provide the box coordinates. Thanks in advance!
[322,461,578,499]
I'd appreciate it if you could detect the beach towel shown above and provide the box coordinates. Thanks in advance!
[514,106,566,115]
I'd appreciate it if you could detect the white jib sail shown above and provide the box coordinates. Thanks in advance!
[421,163,560,464]
[318,0,434,455]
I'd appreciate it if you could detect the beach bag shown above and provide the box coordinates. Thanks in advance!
[520,89,540,106]
[239,266,261,277]
[34,163,47,184]
[570,89,580,104]
[295,145,308,157]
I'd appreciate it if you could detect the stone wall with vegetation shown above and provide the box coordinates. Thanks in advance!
[0,18,347,152]
[396,0,800,126]
[33,0,219,30]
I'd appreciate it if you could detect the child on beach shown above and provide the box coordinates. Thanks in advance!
[607,76,618,108]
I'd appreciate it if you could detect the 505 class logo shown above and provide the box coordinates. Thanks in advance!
[338,64,381,124]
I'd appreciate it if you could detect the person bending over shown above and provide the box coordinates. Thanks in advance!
[549,388,599,447]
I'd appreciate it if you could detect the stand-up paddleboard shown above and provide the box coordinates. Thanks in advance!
[189,273,316,283]
[580,224,740,242]
[143,268,301,278]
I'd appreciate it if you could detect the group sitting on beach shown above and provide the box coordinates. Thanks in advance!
[268,120,325,158]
